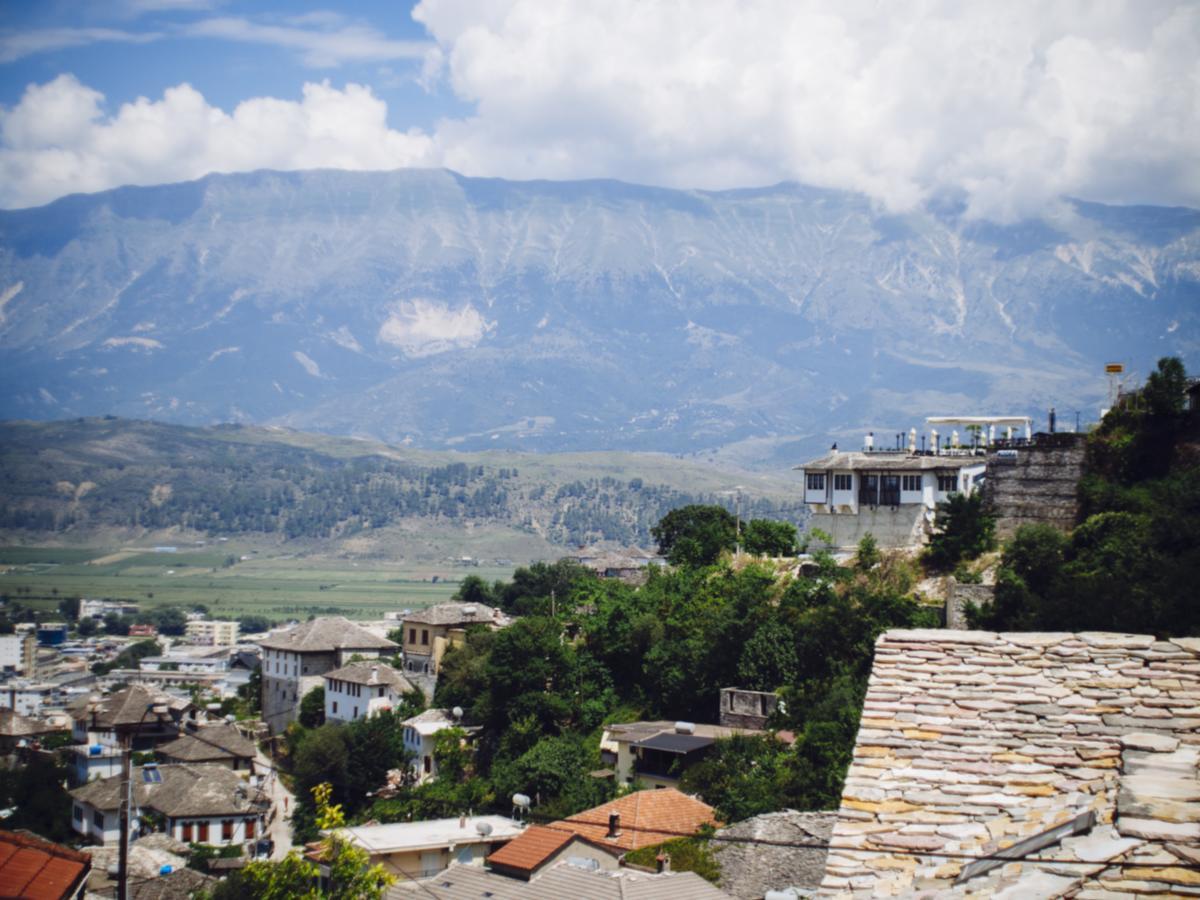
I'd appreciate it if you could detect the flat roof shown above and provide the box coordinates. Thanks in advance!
[338,815,524,854]
[633,733,715,754]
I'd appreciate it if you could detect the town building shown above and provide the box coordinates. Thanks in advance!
[600,720,764,789]
[140,646,231,675]
[0,829,91,900]
[0,706,63,753]
[484,825,620,881]
[794,418,1027,549]
[156,721,257,772]
[258,617,397,733]
[66,685,198,784]
[401,709,478,783]
[332,815,523,880]
[400,603,509,676]
[79,599,140,621]
[185,619,240,647]
[718,687,778,730]
[323,661,415,724]
[0,630,36,674]
[70,763,270,847]
[819,628,1200,897]
[36,623,70,646]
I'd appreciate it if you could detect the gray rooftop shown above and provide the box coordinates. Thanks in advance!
[258,616,397,653]
[386,861,731,899]
[323,661,414,691]
[402,603,500,627]
[713,810,836,899]
[71,763,269,818]
[156,723,256,763]
[796,450,982,472]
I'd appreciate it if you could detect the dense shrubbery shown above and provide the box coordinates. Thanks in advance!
[970,357,1199,637]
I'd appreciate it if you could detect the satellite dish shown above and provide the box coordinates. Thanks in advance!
[452,706,463,719]
[476,821,493,837]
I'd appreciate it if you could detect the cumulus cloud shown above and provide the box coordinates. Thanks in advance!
[412,0,1200,219]
[1,1,1197,219]
[0,75,435,208]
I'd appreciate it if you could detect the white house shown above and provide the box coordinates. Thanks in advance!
[323,661,415,724]
[0,631,36,675]
[258,617,397,733]
[793,418,1021,549]
[331,815,523,880]
[402,709,477,783]
[70,762,270,847]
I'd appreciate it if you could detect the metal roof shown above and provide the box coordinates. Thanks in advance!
[633,732,715,754]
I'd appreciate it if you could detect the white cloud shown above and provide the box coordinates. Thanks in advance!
[411,0,1200,220]
[0,75,435,208]
[0,27,160,63]
[185,16,431,67]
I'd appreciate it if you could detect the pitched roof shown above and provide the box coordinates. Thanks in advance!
[65,685,185,729]
[0,829,90,900]
[821,629,1200,897]
[386,861,731,899]
[0,708,62,739]
[485,825,580,875]
[156,723,256,763]
[556,788,720,852]
[258,616,397,652]
[70,763,269,818]
[130,867,216,900]
[323,661,414,691]
[795,450,981,471]
[402,603,499,627]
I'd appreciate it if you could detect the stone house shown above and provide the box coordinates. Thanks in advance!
[820,629,1200,897]
[156,721,257,771]
[400,603,509,676]
[258,617,397,733]
[402,708,479,783]
[66,685,198,785]
[323,661,415,724]
[70,762,270,848]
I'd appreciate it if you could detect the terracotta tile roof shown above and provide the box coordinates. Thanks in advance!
[0,830,90,900]
[557,788,720,852]
[821,629,1200,898]
[258,616,396,652]
[485,825,578,875]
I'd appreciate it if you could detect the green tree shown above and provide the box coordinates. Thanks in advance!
[923,492,995,572]
[298,687,325,729]
[57,595,81,620]
[742,519,798,557]
[652,505,738,567]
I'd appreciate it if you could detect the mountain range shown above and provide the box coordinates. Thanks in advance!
[1,169,1196,467]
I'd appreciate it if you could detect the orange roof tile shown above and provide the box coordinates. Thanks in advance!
[555,788,720,852]
[0,830,90,900]
[485,825,577,874]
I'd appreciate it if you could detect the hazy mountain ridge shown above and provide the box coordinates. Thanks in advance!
[1,169,1196,466]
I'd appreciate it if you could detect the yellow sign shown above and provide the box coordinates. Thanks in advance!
[1105,363,1124,373]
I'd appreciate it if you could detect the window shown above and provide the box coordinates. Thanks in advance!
[409,628,416,644]
[937,474,958,493]
[182,822,193,842]
[421,629,429,646]
[74,805,83,822]
[94,810,104,828]
[833,473,852,491]
[901,475,922,492]
[197,822,209,842]
[245,818,256,839]
[806,473,825,491]
[353,707,358,718]
[332,701,338,714]
[423,755,432,773]
[222,820,234,841]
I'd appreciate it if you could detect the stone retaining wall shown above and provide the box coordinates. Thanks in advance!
[983,436,1086,537]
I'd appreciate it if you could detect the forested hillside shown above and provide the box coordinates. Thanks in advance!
[0,418,803,548]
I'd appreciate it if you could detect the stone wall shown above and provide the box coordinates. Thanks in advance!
[718,687,777,730]
[983,435,1086,537]
[808,506,929,551]
[945,582,994,630]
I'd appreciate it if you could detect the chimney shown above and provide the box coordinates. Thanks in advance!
[656,853,671,873]
[607,813,620,838]
[864,431,874,451]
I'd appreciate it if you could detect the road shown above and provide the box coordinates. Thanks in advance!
[256,747,295,860]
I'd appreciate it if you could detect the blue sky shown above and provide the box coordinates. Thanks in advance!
[1,1,1197,219]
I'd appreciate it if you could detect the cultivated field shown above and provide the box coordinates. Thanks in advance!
[0,545,516,621]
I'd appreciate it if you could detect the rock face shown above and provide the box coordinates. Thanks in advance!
[1,169,1198,464]
[820,629,1200,898]
[983,434,1087,536]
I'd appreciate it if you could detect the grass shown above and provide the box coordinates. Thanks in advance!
[0,545,516,621]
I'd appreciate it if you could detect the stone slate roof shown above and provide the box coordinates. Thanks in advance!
[402,602,500,627]
[130,867,216,900]
[821,629,1200,897]
[65,684,189,729]
[258,616,397,653]
[796,451,982,471]
[156,722,256,763]
[70,763,269,818]
[387,861,731,899]
[712,810,836,899]
[323,661,414,691]
[0,829,90,900]
[0,707,61,738]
